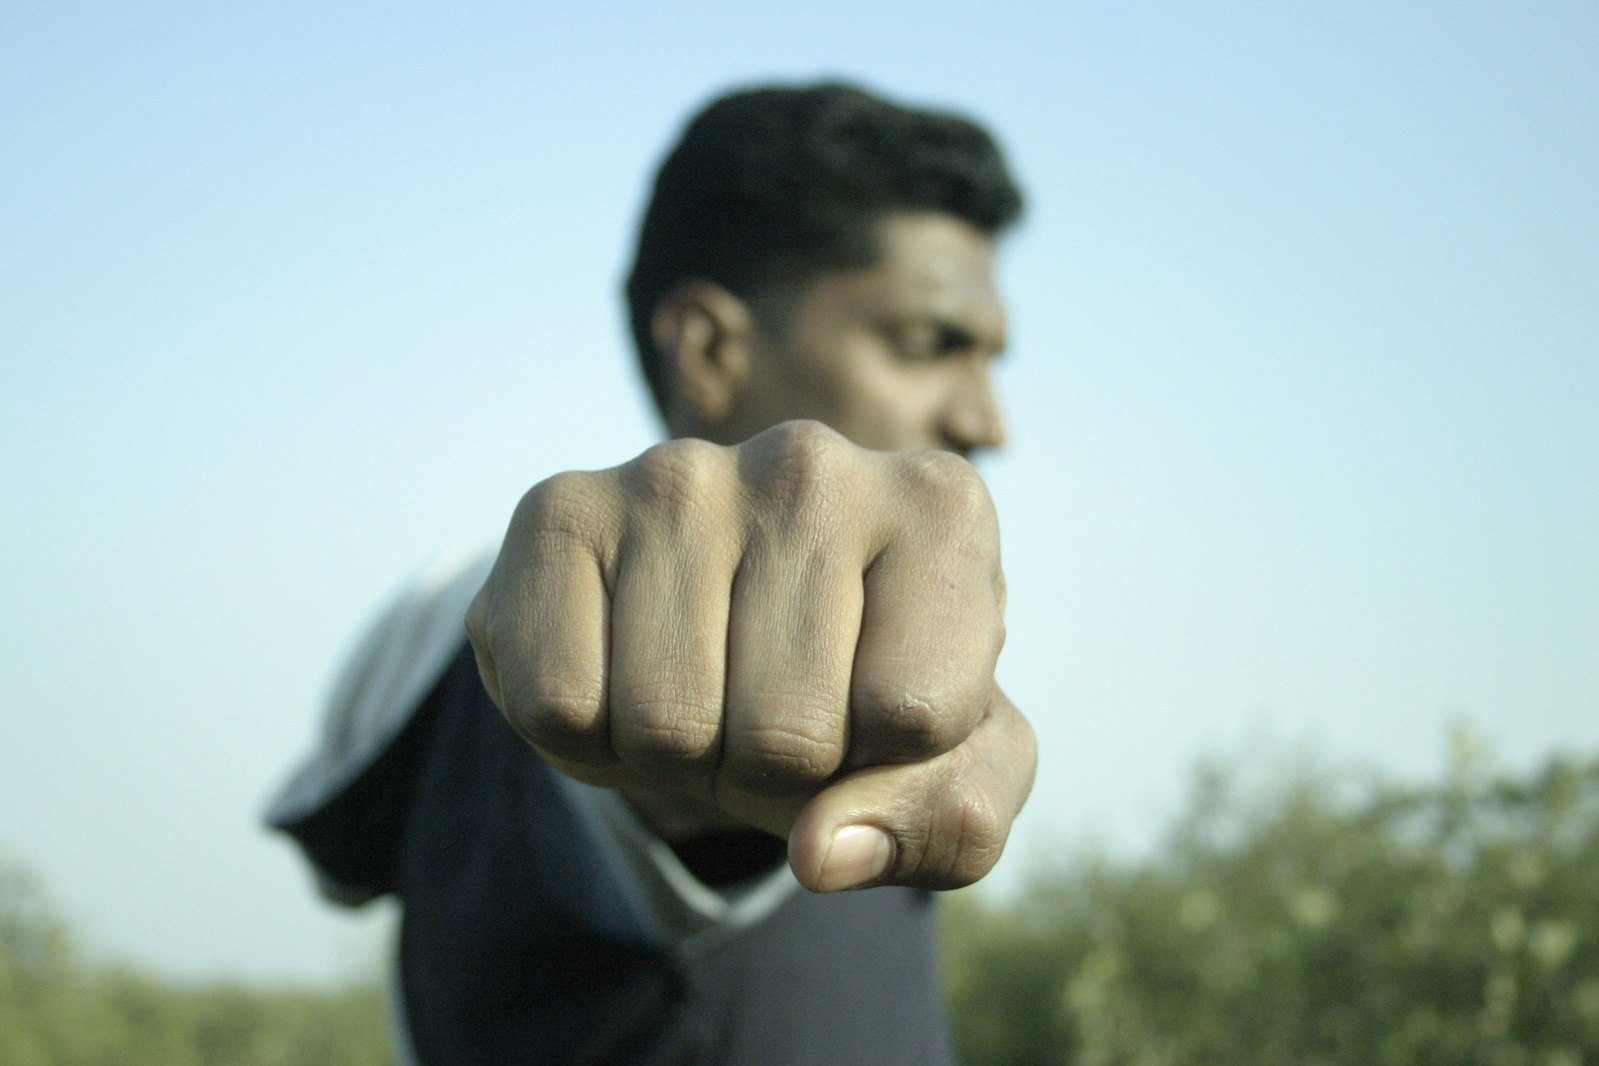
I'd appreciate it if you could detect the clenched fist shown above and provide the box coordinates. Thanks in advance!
[466,420,1036,892]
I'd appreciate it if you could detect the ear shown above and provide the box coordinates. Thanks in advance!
[650,281,754,429]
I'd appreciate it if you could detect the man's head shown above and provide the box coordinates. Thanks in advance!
[626,82,1024,455]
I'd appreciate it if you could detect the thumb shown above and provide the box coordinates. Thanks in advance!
[787,686,1036,893]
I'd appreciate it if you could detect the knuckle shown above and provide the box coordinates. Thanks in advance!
[502,673,606,750]
[725,718,846,793]
[851,683,972,761]
[517,471,607,543]
[890,451,1001,592]
[749,420,851,515]
[943,791,1009,887]
[914,786,1009,890]
[627,439,725,526]
[610,687,721,770]
[760,418,843,454]
[738,422,861,549]
[903,449,993,525]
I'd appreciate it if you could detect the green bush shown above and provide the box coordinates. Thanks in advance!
[943,737,1599,1065]
[0,858,388,1066]
[6,734,1595,1064]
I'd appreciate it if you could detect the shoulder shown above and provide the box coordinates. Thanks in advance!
[265,544,497,829]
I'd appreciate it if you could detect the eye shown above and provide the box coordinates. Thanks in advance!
[896,322,973,362]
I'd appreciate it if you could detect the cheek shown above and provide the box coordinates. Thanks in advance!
[774,331,942,449]
[834,364,946,450]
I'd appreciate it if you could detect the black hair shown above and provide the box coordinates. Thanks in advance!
[625,81,1025,414]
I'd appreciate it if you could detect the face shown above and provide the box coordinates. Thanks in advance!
[731,211,1008,456]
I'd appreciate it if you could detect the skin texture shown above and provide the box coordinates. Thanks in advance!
[466,211,1037,893]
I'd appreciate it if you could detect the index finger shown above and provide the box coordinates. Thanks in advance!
[846,451,1005,769]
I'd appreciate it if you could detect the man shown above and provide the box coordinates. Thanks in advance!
[269,81,1038,1064]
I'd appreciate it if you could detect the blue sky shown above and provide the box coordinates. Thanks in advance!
[2,2,1594,982]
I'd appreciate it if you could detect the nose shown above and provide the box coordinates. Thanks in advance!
[941,360,1007,456]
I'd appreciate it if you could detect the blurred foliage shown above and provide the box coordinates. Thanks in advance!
[943,734,1599,1065]
[0,857,388,1066]
[5,734,1596,1064]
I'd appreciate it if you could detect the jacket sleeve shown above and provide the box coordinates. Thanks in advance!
[263,545,496,905]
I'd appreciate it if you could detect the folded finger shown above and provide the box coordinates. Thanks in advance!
[607,528,735,791]
[719,532,861,802]
[787,685,1037,893]
[478,474,618,774]
[848,458,1004,768]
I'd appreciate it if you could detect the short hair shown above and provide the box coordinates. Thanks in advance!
[625,81,1025,414]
